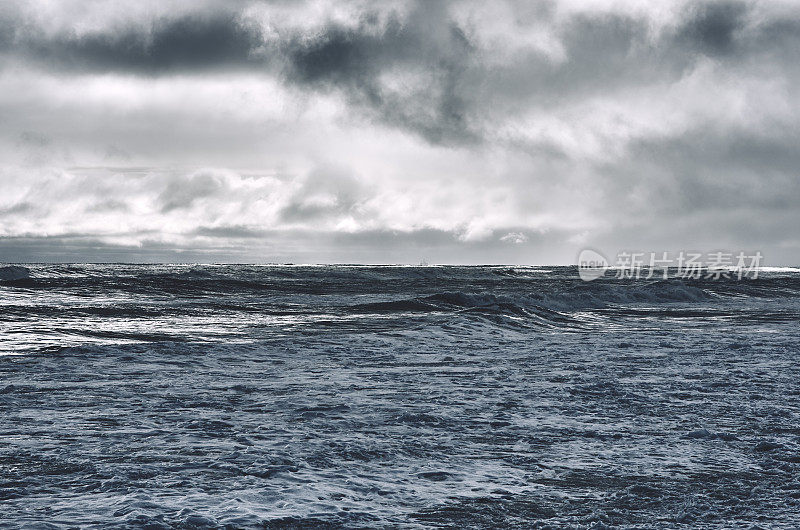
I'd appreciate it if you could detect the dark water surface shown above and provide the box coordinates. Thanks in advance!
[2,264,800,528]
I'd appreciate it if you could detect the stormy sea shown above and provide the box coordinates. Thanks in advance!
[2,263,800,529]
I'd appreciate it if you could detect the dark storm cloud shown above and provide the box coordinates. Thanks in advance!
[2,1,799,146]
[10,10,267,72]
[479,1,798,114]
[277,0,800,145]
[0,2,478,144]
[678,1,749,56]
[282,4,478,145]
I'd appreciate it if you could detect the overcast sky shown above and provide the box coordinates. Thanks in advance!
[1,0,798,264]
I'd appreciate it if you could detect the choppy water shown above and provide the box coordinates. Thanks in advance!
[2,264,800,528]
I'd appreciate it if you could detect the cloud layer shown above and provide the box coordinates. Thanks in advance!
[1,0,799,263]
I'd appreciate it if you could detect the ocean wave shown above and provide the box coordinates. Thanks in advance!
[526,280,711,312]
[351,299,441,313]
[344,291,582,331]
[0,265,30,281]
[5,264,800,298]
[346,281,713,317]
[349,291,545,317]
[4,266,800,338]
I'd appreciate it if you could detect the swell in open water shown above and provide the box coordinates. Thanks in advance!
[2,264,800,528]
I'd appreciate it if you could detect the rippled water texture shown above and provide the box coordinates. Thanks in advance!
[2,264,800,528]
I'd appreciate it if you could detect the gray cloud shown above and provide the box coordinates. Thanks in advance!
[10,10,267,72]
[3,0,799,147]
[86,199,131,213]
[192,225,270,239]
[0,226,573,264]
[279,165,367,222]
[678,1,749,56]
[273,0,800,145]
[158,171,228,213]
[0,201,34,216]
[620,127,800,213]
[1,0,800,263]
[281,3,478,145]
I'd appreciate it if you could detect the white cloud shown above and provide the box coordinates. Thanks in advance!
[500,232,528,244]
